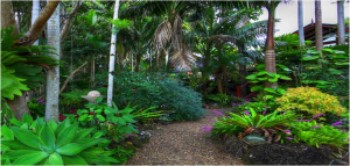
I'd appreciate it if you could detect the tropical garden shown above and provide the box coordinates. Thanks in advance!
[1,0,349,165]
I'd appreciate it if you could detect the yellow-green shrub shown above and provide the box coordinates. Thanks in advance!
[276,87,346,116]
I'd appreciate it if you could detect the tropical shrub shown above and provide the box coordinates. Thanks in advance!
[212,109,296,143]
[1,118,118,165]
[299,48,349,97]
[109,72,205,121]
[290,121,348,148]
[233,101,277,115]
[245,64,291,101]
[205,93,232,106]
[74,99,138,141]
[275,87,346,116]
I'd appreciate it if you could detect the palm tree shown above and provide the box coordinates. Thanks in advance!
[298,0,305,46]
[315,0,323,51]
[337,0,345,45]
[31,0,40,45]
[242,1,282,88]
[107,0,120,107]
[122,1,207,71]
[192,7,266,93]
[45,1,61,122]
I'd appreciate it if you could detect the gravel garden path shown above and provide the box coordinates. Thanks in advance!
[127,109,243,165]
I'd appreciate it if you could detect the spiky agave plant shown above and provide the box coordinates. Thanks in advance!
[213,109,295,143]
[1,117,118,165]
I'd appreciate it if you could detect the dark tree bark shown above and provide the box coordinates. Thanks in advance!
[315,0,323,51]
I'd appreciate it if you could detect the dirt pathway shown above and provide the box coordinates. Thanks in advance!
[127,109,243,165]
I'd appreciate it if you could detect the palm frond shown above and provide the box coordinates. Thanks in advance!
[154,20,172,52]
[170,46,196,71]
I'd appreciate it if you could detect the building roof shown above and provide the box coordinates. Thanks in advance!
[293,23,349,45]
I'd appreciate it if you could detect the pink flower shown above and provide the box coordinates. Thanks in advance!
[312,113,324,119]
[202,125,213,133]
[213,110,224,116]
[332,121,342,127]
[244,110,250,116]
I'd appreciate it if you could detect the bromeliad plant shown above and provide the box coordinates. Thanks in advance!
[212,108,296,143]
[1,117,118,165]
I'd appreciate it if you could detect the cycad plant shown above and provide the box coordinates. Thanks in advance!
[1,117,118,165]
[213,108,295,143]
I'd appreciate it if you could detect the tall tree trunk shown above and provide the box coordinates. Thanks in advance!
[107,0,120,107]
[18,1,60,46]
[298,0,305,46]
[90,56,95,88]
[135,54,142,72]
[265,4,277,88]
[1,1,18,34]
[315,0,323,51]
[45,2,60,122]
[337,0,345,45]
[31,0,41,45]
[2,1,29,120]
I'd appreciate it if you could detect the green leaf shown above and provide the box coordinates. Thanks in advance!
[96,115,106,122]
[268,77,278,83]
[1,125,14,141]
[62,156,88,165]
[301,56,319,61]
[278,75,292,80]
[263,88,277,94]
[56,143,90,156]
[56,124,78,147]
[11,127,43,150]
[122,114,135,123]
[111,19,132,29]
[46,153,63,165]
[39,124,56,152]
[12,151,49,165]
[245,74,257,80]
[1,65,29,100]
[251,85,263,92]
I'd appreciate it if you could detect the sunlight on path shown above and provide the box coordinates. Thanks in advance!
[127,109,243,165]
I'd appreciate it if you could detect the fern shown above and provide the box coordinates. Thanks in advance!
[1,65,29,100]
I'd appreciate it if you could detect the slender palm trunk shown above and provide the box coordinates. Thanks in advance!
[298,0,305,46]
[264,5,277,88]
[315,0,323,51]
[107,0,120,107]
[337,0,345,45]
[45,2,60,121]
[31,0,40,45]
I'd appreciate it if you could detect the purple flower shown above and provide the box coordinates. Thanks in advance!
[262,108,268,115]
[213,110,224,117]
[286,137,293,141]
[332,121,342,127]
[37,97,45,104]
[244,110,250,116]
[284,130,291,133]
[202,125,213,133]
[312,113,324,119]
